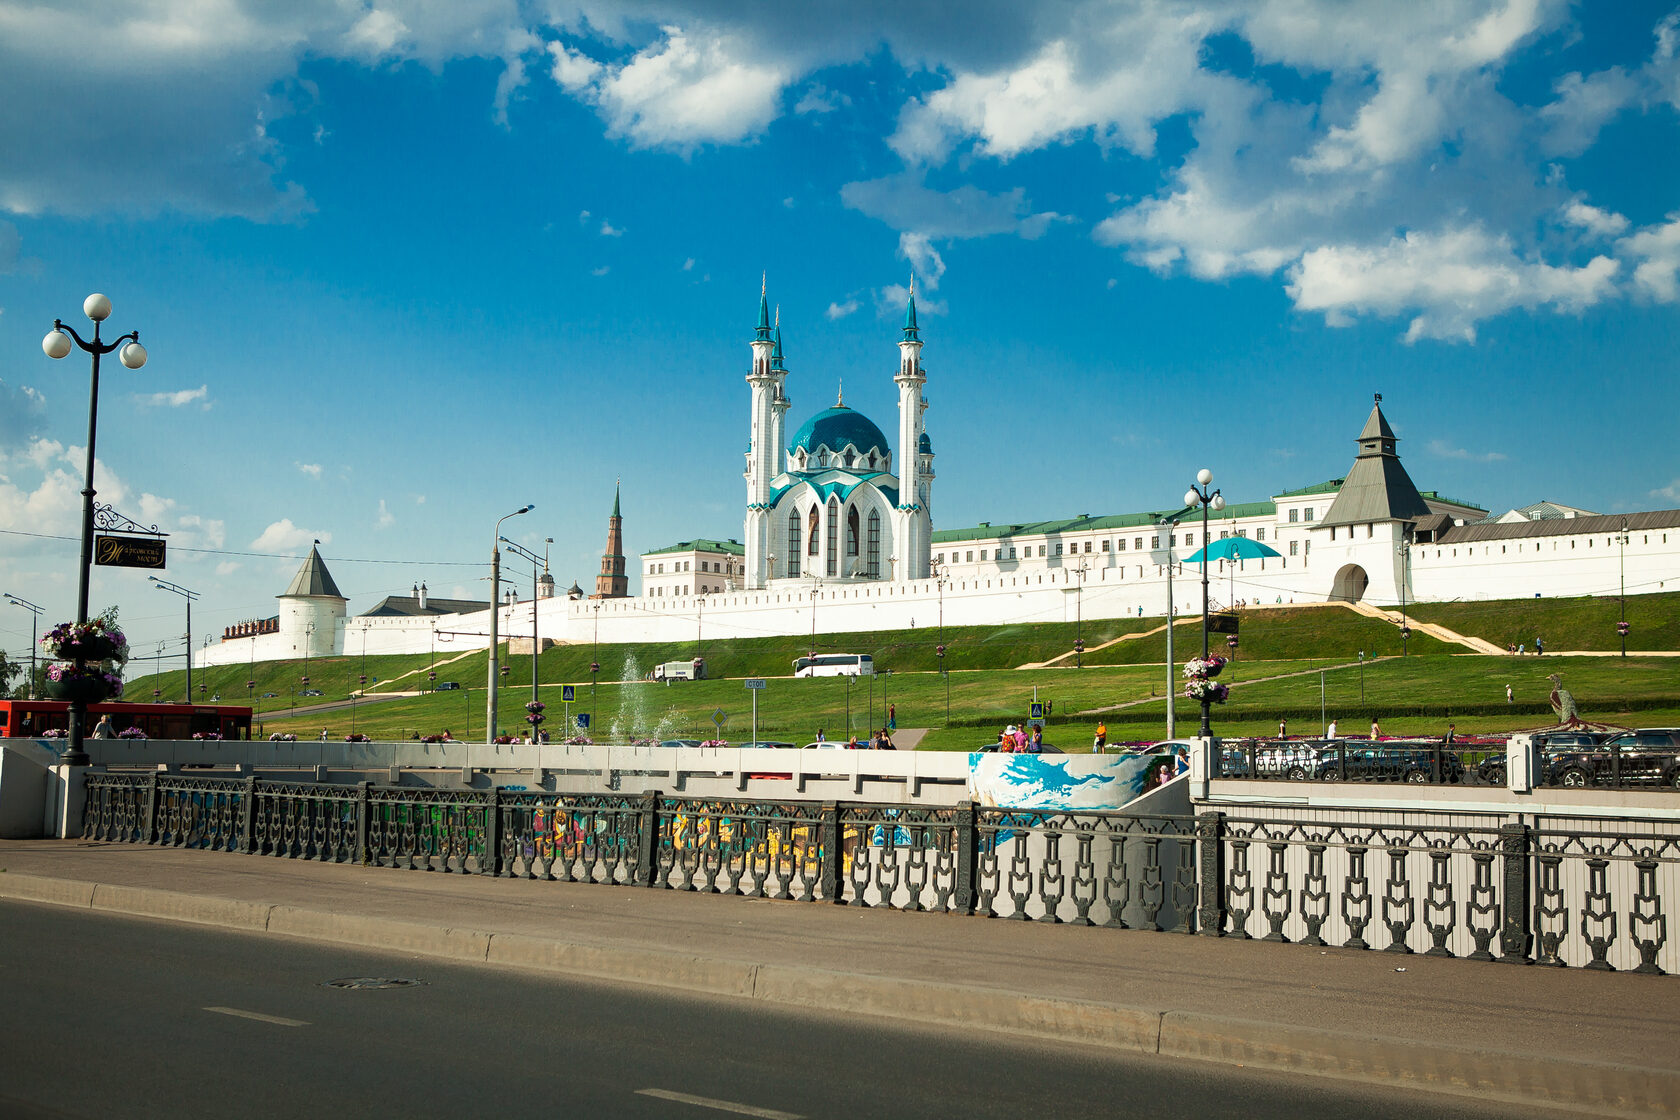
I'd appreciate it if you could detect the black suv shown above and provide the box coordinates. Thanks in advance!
[1545,729,1680,788]
[1313,742,1466,784]
[1478,731,1603,785]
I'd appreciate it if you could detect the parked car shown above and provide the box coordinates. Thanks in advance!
[1314,743,1466,784]
[1251,740,1329,779]
[299,689,324,697]
[261,692,278,699]
[658,739,703,749]
[1478,731,1601,784]
[1544,729,1680,788]
[435,681,460,691]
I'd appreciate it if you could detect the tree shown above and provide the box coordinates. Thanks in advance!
[0,649,20,698]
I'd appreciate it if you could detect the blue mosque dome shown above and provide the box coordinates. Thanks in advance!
[918,432,933,454]
[789,406,890,459]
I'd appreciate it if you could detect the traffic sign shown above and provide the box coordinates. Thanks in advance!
[744,678,767,690]
[562,685,575,702]
[711,708,729,729]
[575,713,590,730]
[1031,702,1044,719]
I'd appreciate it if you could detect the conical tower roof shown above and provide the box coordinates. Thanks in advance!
[281,544,346,600]
[902,274,920,341]
[1321,395,1432,527]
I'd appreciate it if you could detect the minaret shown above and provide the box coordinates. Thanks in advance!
[593,482,628,598]
[770,307,791,478]
[893,277,932,580]
[744,276,777,587]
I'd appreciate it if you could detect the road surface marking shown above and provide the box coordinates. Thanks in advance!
[204,1006,309,1028]
[635,1088,802,1119]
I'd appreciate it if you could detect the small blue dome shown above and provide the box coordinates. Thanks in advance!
[790,406,890,459]
[918,432,933,454]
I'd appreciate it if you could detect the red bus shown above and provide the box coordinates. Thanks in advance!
[0,700,254,741]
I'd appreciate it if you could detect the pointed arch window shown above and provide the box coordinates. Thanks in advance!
[867,510,881,578]
[826,499,839,577]
[786,510,802,579]
[807,507,820,556]
[847,506,861,557]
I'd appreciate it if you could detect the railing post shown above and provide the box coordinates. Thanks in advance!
[484,786,502,877]
[142,770,160,845]
[1196,810,1226,936]
[821,801,843,904]
[1498,820,1532,963]
[355,781,371,865]
[954,800,979,915]
[637,790,662,888]
[239,775,258,854]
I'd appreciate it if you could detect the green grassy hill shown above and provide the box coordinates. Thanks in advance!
[119,592,1680,749]
[1411,591,1680,652]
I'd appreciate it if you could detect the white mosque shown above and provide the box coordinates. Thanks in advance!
[200,283,1680,668]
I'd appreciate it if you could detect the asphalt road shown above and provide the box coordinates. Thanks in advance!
[0,902,1574,1120]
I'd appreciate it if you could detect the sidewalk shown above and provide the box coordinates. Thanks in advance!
[1,839,1674,1117]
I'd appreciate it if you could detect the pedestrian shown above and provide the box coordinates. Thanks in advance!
[1327,718,1338,739]
[1278,717,1288,739]
[1093,721,1108,753]
[999,728,1016,752]
[1505,684,1513,704]
[1028,725,1043,753]
[1444,722,1456,745]
[92,714,115,739]
[1535,636,1544,656]
[1507,642,1515,655]
[1013,724,1028,750]
[887,703,896,730]
[1369,718,1381,740]
[816,727,826,744]
[1517,643,1525,655]
[320,727,329,741]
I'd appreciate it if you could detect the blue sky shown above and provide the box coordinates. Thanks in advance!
[1,0,1678,670]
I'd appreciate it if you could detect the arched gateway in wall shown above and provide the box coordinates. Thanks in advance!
[1330,564,1370,602]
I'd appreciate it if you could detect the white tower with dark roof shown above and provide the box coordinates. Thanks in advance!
[893,281,933,580]
[278,543,348,659]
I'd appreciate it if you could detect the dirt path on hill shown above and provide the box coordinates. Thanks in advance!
[1078,655,1394,715]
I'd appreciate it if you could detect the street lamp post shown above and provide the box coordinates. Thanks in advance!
[42,293,148,765]
[300,621,315,698]
[1396,537,1412,657]
[591,603,601,710]
[1160,517,1179,739]
[1617,517,1630,658]
[500,534,550,733]
[488,504,534,743]
[934,561,950,725]
[1074,559,1089,668]
[4,594,43,699]
[1183,469,1226,740]
[149,577,198,703]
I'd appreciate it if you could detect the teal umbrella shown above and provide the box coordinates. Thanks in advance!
[1185,536,1284,609]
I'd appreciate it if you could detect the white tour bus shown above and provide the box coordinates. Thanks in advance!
[792,653,874,678]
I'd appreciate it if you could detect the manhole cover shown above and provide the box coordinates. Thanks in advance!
[323,977,427,990]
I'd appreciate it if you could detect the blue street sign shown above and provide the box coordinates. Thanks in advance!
[575,713,590,729]
[562,685,575,702]
[744,678,767,690]
[1031,702,1044,719]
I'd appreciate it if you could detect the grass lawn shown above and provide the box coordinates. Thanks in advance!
[1411,591,1680,652]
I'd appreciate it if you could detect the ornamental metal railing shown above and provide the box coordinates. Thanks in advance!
[80,774,1677,973]
[1218,736,1680,791]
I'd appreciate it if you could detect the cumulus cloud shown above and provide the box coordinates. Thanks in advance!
[546,27,789,151]
[377,498,395,529]
[794,83,848,115]
[1427,440,1508,464]
[1286,226,1619,343]
[1619,213,1680,303]
[600,219,624,236]
[0,437,207,544]
[296,462,323,479]
[682,257,695,271]
[1561,201,1630,239]
[591,265,611,276]
[138,385,210,409]
[1652,478,1680,504]
[825,299,860,320]
[251,520,328,552]
[898,232,946,291]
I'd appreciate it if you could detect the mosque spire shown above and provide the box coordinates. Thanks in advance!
[756,272,773,342]
[837,378,844,407]
[902,272,920,341]
[772,305,786,372]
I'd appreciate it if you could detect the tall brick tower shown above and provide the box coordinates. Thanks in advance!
[593,483,629,599]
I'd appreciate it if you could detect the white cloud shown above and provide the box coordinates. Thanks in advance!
[1652,479,1680,504]
[0,379,46,451]
[591,265,611,276]
[795,83,848,115]
[577,209,592,224]
[898,232,946,290]
[599,219,624,236]
[296,462,323,479]
[216,560,242,577]
[1561,201,1629,239]
[1540,67,1640,157]
[1286,226,1619,342]
[377,498,395,529]
[1427,439,1508,463]
[875,284,947,319]
[1619,213,1680,303]
[682,257,695,271]
[825,299,860,320]
[139,385,209,409]
[547,27,789,152]
[251,519,328,552]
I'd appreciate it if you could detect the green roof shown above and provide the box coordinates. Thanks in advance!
[644,538,745,557]
[1272,478,1345,499]
[931,500,1278,544]
[1417,490,1487,512]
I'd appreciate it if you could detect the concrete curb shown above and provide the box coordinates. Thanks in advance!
[1,872,1673,1118]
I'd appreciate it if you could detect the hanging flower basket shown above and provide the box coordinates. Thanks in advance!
[1182,655,1230,705]
[41,620,128,664]
[525,699,546,726]
[43,663,123,703]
